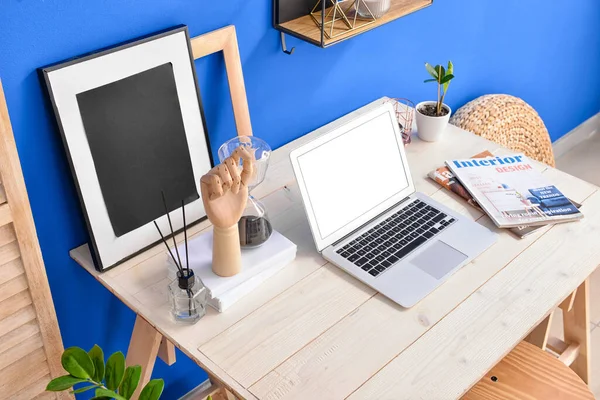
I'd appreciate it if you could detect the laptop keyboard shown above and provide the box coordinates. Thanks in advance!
[335,199,455,277]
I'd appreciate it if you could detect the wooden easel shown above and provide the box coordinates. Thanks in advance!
[124,25,252,400]
[189,26,252,138]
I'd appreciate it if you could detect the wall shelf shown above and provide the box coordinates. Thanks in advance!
[274,0,433,49]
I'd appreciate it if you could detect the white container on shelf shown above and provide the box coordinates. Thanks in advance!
[356,0,391,19]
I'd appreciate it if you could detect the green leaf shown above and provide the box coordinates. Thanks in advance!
[444,61,454,92]
[120,365,142,399]
[440,74,455,84]
[435,65,446,82]
[423,78,437,83]
[89,345,105,382]
[95,388,128,400]
[72,384,102,394]
[105,351,126,391]
[139,379,165,400]
[61,347,95,379]
[46,374,88,391]
[425,62,438,79]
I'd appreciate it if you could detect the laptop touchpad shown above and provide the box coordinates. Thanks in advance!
[412,241,468,280]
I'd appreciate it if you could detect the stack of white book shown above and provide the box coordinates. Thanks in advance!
[167,230,296,312]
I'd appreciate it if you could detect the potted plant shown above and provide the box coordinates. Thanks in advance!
[415,61,455,142]
[46,345,165,399]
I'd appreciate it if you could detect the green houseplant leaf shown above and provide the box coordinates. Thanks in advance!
[435,65,445,82]
[105,351,126,391]
[446,60,454,76]
[72,384,102,394]
[423,78,437,83]
[440,74,455,84]
[88,344,105,382]
[424,62,438,79]
[443,60,454,92]
[61,347,95,379]
[95,388,128,400]
[120,365,142,399]
[139,379,165,400]
[46,375,88,391]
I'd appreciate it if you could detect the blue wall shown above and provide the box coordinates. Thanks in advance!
[1,0,599,398]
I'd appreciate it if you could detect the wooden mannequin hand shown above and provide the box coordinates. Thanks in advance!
[200,146,255,229]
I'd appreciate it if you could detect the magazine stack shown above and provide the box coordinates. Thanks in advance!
[429,151,583,238]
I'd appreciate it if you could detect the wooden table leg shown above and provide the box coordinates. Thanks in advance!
[185,378,238,400]
[158,336,177,366]
[211,386,233,400]
[126,315,163,399]
[525,312,554,350]
[563,279,591,385]
[125,315,234,399]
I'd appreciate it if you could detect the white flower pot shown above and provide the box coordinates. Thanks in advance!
[415,101,452,142]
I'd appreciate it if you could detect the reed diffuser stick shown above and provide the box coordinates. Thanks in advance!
[182,199,190,274]
[153,221,183,274]
[161,191,184,272]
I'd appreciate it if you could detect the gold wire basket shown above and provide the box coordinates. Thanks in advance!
[310,0,377,39]
[387,98,415,146]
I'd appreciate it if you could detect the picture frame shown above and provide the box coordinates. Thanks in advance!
[42,25,214,271]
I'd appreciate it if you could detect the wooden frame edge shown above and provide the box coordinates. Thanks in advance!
[190,25,253,137]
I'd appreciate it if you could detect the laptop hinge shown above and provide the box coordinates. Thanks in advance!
[330,195,412,248]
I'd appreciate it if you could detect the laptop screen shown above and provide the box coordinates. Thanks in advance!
[296,108,411,243]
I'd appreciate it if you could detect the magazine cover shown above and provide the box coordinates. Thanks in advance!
[445,153,583,228]
[429,150,492,210]
[429,150,581,237]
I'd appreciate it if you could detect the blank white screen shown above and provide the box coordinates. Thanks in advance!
[297,112,409,239]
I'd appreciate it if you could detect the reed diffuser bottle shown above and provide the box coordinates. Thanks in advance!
[155,195,208,324]
[168,269,207,323]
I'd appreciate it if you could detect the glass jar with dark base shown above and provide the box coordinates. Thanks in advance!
[238,196,273,248]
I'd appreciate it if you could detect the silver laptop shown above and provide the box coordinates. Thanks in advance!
[290,101,497,307]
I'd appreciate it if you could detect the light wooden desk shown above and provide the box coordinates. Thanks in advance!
[71,123,600,399]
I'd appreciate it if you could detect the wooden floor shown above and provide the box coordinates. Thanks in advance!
[555,131,600,398]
